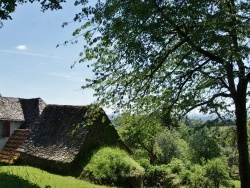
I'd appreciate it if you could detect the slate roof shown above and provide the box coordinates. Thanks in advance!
[0,97,24,121]
[21,105,123,166]
[0,97,46,124]
[23,105,88,163]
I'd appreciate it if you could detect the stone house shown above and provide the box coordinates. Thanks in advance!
[0,97,46,149]
[0,96,129,175]
[18,104,129,175]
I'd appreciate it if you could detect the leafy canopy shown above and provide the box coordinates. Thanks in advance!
[69,0,250,117]
[71,1,250,183]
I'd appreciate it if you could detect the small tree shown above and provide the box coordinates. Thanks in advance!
[188,126,222,164]
[204,158,231,188]
[155,129,188,164]
[116,112,164,164]
[188,164,209,188]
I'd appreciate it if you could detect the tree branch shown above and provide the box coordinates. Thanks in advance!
[183,92,231,116]
[169,59,211,109]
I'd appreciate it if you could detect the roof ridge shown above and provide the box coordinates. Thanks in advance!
[0,96,43,100]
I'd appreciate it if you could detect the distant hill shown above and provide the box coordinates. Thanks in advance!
[187,114,217,121]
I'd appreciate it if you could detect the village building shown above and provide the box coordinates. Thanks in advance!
[0,96,129,173]
[0,97,46,149]
[0,96,142,187]
[18,104,129,175]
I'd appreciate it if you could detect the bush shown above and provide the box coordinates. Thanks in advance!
[167,158,186,174]
[186,165,211,188]
[155,129,189,164]
[138,159,177,188]
[204,158,231,188]
[80,147,144,187]
[143,165,176,187]
[188,127,222,164]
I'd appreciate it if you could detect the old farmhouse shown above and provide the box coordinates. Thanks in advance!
[0,97,46,149]
[0,96,128,175]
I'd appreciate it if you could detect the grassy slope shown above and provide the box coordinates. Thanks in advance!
[0,166,109,188]
[0,165,240,188]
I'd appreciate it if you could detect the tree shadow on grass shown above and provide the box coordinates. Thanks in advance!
[0,173,39,188]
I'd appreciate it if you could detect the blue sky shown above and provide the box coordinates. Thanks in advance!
[0,1,96,106]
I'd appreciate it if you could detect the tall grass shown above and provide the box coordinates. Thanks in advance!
[0,166,109,188]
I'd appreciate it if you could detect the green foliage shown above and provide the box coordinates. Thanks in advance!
[176,120,192,141]
[116,112,164,164]
[219,126,239,174]
[140,157,235,188]
[167,158,186,174]
[155,129,189,164]
[186,164,210,188]
[139,159,176,188]
[182,119,239,180]
[81,147,144,186]
[3,0,249,183]
[204,158,231,188]
[188,126,222,163]
[75,0,250,121]
[117,112,190,165]
[71,0,250,183]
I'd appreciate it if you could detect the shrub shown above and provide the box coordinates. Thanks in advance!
[188,127,222,164]
[204,158,231,188]
[143,164,176,187]
[155,129,189,164]
[138,159,176,188]
[167,158,186,174]
[80,147,144,187]
[185,164,210,188]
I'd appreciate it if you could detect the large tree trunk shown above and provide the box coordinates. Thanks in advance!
[235,95,250,188]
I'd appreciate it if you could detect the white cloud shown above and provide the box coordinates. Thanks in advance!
[48,72,85,83]
[16,45,27,50]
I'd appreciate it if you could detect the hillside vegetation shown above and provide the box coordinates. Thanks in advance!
[114,114,243,187]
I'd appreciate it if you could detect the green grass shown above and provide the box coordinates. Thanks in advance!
[220,180,240,188]
[0,166,109,188]
[0,165,240,188]
[230,180,240,188]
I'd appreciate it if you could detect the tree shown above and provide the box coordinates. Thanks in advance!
[116,113,164,164]
[155,129,188,164]
[69,1,250,186]
[188,126,222,164]
[204,158,231,188]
